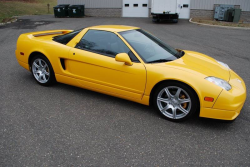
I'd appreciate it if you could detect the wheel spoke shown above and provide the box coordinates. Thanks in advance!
[38,59,43,67]
[44,71,50,76]
[34,70,40,74]
[179,98,191,103]
[161,104,169,112]
[42,74,46,81]
[178,106,188,114]
[175,88,181,98]
[157,97,169,103]
[165,88,173,98]
[33,62,40,68]
[40,74,43,81]
[172,107,176,119]
[43,64,48,70]
[38,74,42,81]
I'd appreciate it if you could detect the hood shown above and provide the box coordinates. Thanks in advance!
[152,50,230,81]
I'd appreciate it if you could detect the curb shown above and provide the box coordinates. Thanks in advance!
[189,18,250,30]
[0,17,18,26]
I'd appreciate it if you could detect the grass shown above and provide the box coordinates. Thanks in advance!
[191,18,250,28]
[0,0,57,22]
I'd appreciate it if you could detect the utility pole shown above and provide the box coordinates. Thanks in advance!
[47,3,50,13]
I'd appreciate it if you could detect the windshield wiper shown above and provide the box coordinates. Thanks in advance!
[147,59,172,63]
[174,50,185,58]
[178,50,185,58]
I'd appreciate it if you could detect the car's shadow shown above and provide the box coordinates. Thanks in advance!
[59,84,235,129]
[23,73,235,130]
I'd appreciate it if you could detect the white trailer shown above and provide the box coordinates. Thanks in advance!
[151,0,180,23]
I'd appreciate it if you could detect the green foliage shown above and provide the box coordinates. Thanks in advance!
[0,0,57,22]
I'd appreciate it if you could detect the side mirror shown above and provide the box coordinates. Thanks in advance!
[115,53,133,66]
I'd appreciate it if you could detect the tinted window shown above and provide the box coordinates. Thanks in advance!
[76,30,139,62]
[53,29,82,45]
[120,29,180,63]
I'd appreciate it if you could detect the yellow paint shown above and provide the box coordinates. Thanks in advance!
[115,53,133,66]
[15,25,247,120]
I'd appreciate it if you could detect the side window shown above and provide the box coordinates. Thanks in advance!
[76,30,139,62]
[53,29,82,45]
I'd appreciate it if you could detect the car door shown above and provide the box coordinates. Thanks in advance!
[66,29,146,100]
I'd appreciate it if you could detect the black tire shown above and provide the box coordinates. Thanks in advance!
[152,81,199,122]
[153,19,160,23]
[30,54,56,86]
[173,19,178,23]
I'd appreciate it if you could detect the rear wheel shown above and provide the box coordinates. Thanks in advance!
[153,81,199,122]
[31,55,56,86]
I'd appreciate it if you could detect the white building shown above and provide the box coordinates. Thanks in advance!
[58,0,250,21]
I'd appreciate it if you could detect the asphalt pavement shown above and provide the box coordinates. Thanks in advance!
[0,15,249,166]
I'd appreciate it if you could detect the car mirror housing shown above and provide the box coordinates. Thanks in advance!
[115,53,133,66]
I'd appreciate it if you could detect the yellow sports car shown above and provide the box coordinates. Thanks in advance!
[16,25,246,122]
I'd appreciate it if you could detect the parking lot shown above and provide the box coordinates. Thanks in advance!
[0,15,249,166]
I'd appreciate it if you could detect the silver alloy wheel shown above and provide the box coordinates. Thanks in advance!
[157,86,192,119]
[32,58,50,83]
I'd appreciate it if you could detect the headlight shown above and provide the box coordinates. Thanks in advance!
[217,60,230,69]
[205,77,232,91]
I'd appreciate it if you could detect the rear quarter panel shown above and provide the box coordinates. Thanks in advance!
[16,33,72,75]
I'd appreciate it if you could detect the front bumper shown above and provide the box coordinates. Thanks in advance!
[200,70,247,120]
[200,103,244,120]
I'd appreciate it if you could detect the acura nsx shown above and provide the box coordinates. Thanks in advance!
[15,25,246,121]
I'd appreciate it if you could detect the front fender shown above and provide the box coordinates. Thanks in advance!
[144,64,223,108]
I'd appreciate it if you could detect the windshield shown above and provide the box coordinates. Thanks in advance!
[119,29,182,63]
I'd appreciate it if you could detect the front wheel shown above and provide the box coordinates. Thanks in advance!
[31,55,56,86]
[153,81,199,122]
